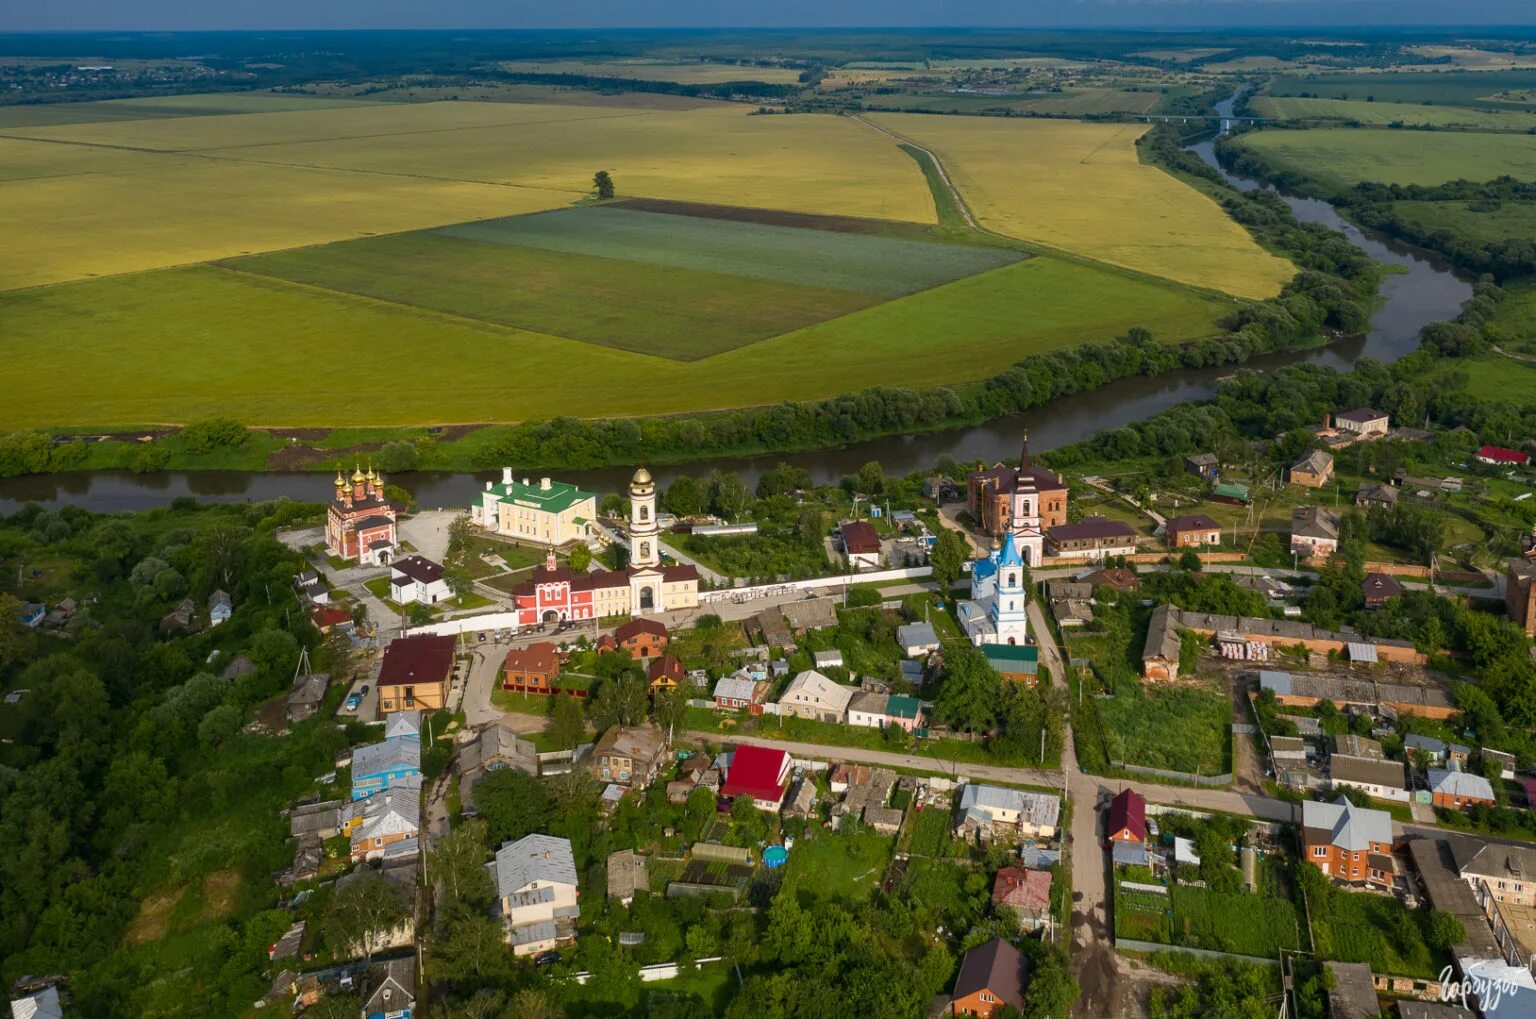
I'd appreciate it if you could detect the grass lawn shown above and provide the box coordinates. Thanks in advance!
[1096,675,1233,776]
[869,113,1295,298]
[0,252,1225,429]
[782,829,895,905]
[1234,127,1536,189]
[905,805,959,858]
[1310,888,1448,978]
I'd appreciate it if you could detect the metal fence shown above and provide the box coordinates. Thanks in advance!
[1111,760,1234,786]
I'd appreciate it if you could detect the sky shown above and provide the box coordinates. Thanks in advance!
[8,0,1536,32]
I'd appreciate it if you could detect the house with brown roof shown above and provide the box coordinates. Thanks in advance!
[1361,572,1404,608]
[1081,566,1140,593]
[967,435,1069,537]
[951,937,1029,1018]
[503,642,560,694]
[614,618,668,659]
[378,633,455,714]
[1165,514,1222,549]
[1046,517,1137,560]
[646,654,685,693]
[589,724,668,789]
[840,520,883,569]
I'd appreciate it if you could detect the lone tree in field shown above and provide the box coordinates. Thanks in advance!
[593,170,615,200]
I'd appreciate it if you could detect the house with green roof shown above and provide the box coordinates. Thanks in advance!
[1211,481,1251,505]
[981,643,1040,686]
[472,468,596,547]
[847,691,925,733]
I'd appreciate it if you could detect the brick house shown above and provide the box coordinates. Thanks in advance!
[951,937,1029,1018]
[589,725,668,790]
[1164,514,1222,549]
[1141,603,1182,682]
[1291,506,1341,559]
[1291,450,1335,489]
[1045,517,1138,560]
[1302,796,1393,888]
[712,672,770,713]
[1361,572,1404,608]
[503,642,560,692]
[1429,769,1497,809]
[1106,789,1146,844]
[614,618,668,659]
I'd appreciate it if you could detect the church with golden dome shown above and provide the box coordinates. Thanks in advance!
[325,464,399,566]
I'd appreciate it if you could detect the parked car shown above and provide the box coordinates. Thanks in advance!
[534,951,561,968]
[345,693,361,710]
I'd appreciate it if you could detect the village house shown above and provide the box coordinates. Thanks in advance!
[712,672,770,713]
[1405,735,1470,767]
[1164,514,1222,549]
[386,710,422,741]
[1166,612,1426,668]
[1429,769,1497,809]
[472,468,595,547]
[285,669,330,723]
[351,737,422,800]
[1107,789,1146,845]
[1334,408,1391,440]
[720,744,793,811]
[159,597,196,635]
[780,597,839,634]
[847,692,923,733]
[503,642,560,693]
[1485,748,1518,781]
[775,669,856,723]
[982,644,1040,686]
[493,834,579,955]
[1185,452,1218,479]
[968,434,1069,551]
[1290,450,1335,488]
[992,866,1054,932]
[1083,566,1140,593]
[1046,579,1093,629]
[311,604,352,633]
[349,787,420,862]
[840,520,883,570]
[897,621,941,658]
[589,724,668,790]
[362,958,416,1019]
[955,784,1060,841]
[951,937,1029,1018]
[1329,754,1408,802]
[377,633,455,714]
[326,466,398,566]
[208,589,232,626]
[1507,559,1536,636]
[1355,482,1399,511]
[1045,517,1138,561]
[1334,734,1384,760]
[1450,838,1536,908]
[458,718,538,808]
[646,654,685,694]
[1140,603,1183,682]
[389,555,450,606]
[1361,572,1403,608]
[607,849,648,906]
[614,617,668,659]
[8,985,62,1019]
[1303,797,1394,889]
[1259,670,1452,718]
[1477,445,1530,468]
[1291,506,1341,558]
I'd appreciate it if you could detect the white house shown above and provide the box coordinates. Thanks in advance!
[897,622,941,658]
[208,590,232,627]
[492,834,579,955]
[775,669,856,723]
[390,555,451,605]
[956,784,1061,839]
[1329,755,1409,802]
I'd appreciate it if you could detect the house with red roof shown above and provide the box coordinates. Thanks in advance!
[311,604,353,633]
[1106,788,1146,845]
[720,745,792,811]
[1477,445,1530,466]
[992,866,1054,931]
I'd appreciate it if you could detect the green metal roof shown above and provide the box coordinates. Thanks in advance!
[1212,481,1250,501]
[886,695,921,719]
[981,643,1039,672]
[486,477,594,514]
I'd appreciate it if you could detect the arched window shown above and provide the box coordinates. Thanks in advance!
[640,541,649,558]
[640,506,649,522]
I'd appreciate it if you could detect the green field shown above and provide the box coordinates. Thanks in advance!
[1251,95,1536,130]
[0,92,381,128]
[1235,128,1536,188]
[1266,69,1536,110]
[860,88,1161,116]
[1117,880,1304,957]
[1390,199,1536,248]
[1,216,1225,427]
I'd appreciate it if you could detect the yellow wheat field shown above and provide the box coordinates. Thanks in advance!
[0,102,934,289]
[868,114,1295,299]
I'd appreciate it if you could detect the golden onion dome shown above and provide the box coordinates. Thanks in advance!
[632,467,652,486]
[351,464,365,483]
[334,470,345,488]
[365,465,377,481]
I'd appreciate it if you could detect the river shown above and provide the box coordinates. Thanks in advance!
[0,99,1472,514]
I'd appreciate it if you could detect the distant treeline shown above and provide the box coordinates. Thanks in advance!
[490,70,799,99]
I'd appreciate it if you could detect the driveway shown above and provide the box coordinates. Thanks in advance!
[397,509,459,563]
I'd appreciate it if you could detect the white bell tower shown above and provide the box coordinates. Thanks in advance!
[628,467,660,569]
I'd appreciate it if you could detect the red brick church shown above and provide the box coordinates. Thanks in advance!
[326,466,398,566]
